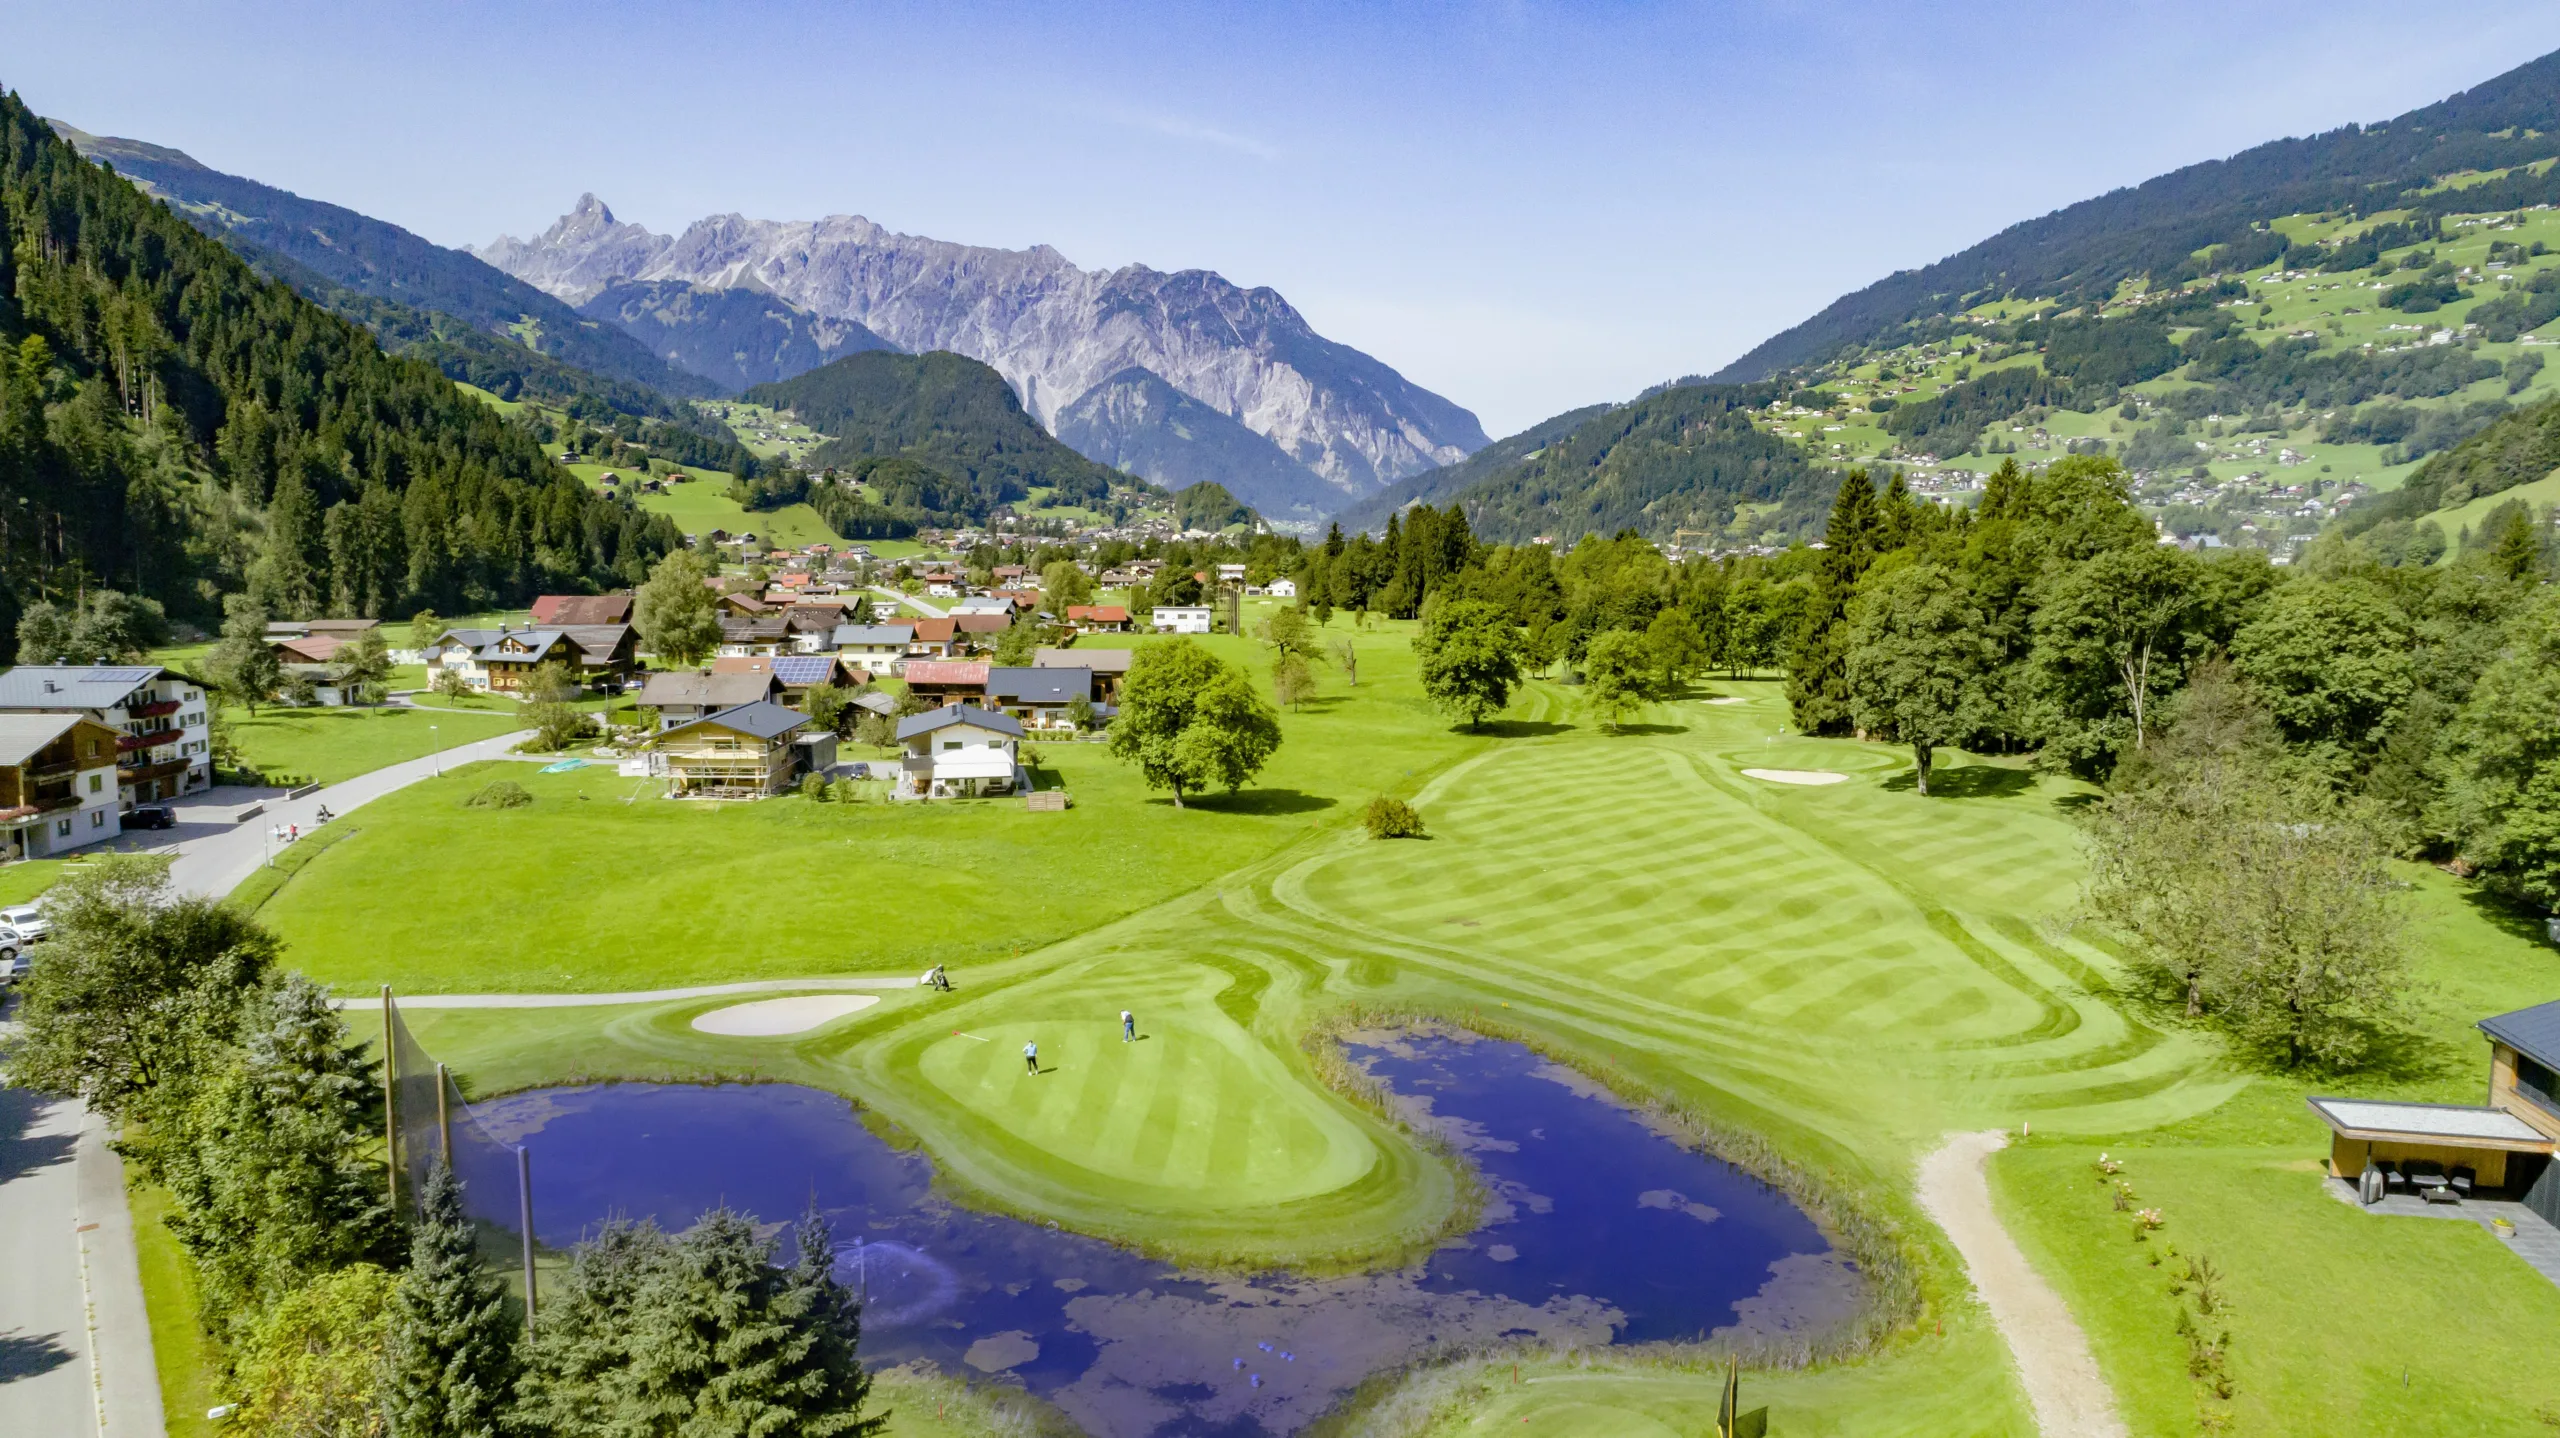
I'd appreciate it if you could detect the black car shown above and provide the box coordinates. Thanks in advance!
[124,806,176,830]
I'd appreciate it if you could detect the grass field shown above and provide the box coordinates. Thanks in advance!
[220,703,524,786]
[245,614,2560,1432]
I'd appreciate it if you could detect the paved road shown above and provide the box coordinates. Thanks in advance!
[167,729,529,901]
[869,585,947,619]
[1,725,527,1438]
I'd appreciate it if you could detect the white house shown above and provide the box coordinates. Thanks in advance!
[1214,563,1247,584]
[894,706,1026,800]
[0,713,124,859]
[1152,606,1214,634]
[1264,577,1298,598]
[831,624,917,676]
[0,665,214,806]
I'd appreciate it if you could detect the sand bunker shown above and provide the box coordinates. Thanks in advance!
[1699,696,1750,704]
[1740,768,1851,786]
[691,994,880,1036]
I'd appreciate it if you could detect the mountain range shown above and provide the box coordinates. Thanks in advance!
[473,197,1487,519]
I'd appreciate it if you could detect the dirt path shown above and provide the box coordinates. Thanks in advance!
[1917,1130,2130,1438]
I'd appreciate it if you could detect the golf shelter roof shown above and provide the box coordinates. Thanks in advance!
[2306,1097,2553,1152]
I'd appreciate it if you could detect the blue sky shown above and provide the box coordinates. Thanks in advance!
[16,2,2560,434]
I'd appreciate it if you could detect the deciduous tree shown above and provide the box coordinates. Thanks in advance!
[1108,639,1282,806]
[634,549,722,668]
[1581,629,1653,733]
[1413,599,1525,729]
[1844,562,1995,794]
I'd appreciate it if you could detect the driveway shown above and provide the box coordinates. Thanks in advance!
[1,724,525,1437]
[870,585,947,619]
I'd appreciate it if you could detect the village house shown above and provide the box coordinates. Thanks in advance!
[1152,606,1214,634]
[1064,605,1131,633]
[986,667,1094,731]
[0,713,126,859]
[715,591,776,619]
[949,594,1015,617]
[1214,563,1247,584]
[430,626,640,693]
[906,617,964,659]
[649,701,814,798]
[894,706,1025,799]
[717,615,793,657]
[529,594,634,626]
[0,665,214,805]
[903,660,990,707]
[1264,577,1299,599]
[1035,646,1132,702]
[636,669,784,731]
[2310,999,2560,1228]
[770,653,866,703]
[952,612,1011,646]
[833,623,916,676]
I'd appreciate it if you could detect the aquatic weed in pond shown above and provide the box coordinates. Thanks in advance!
[472,1032,1854,1436]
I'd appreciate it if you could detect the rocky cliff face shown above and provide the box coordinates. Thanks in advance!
[577,279,895,394]
[1055,366,1343,527]
[473,197,1487,499]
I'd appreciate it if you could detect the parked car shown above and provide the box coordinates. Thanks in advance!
[1,904,48,943]
[0,923,37,978]
[124,805,176,830]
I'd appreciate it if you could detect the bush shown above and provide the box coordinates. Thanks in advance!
[828,778,861,804]
[802,772,829,801]
[1363,796,1426,839]
[462,781,532,810]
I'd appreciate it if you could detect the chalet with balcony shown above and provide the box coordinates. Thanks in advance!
[648,701,811,797]
[0,665,213,805]
[894,706,1025,800]
[0,714,124,858]
[427,626,639,693]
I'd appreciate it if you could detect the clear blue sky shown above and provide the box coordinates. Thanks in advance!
[16,2,2560,435]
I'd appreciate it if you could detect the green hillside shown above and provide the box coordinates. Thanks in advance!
[1334,402,1610,534]
[0,89,676,638]
[1714,47,2560,381]
[743,350,1156,530]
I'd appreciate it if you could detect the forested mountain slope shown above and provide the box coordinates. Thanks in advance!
[0,90,675,639]
[53,123,720,402]
[741,351,1154,532]
[1334,403,1612,534]
[1053,366,1339,527]
[1715,47,2560,382]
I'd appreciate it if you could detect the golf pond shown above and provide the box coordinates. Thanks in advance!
[469,1031,1861,1436]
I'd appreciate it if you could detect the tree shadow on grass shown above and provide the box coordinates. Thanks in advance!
[2050,791,2105,815]
[1882,765,2035,799]
[1165,788,1337,816]
[2454,880,2556,953]
[1468,719,1573,739]
[1606,723,1690,737]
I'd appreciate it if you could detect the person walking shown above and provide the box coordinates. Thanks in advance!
[1121,1010,1135,1043]
[1024,1039,1039,1075]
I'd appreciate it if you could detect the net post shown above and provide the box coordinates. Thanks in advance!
[435,1062,453,1165]
[380,985,398,1213]
[518,1145,537,1333]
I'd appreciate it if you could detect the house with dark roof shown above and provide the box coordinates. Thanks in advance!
[770,654,865,701]
[636,670,785,730]
[894,706,1024,799]
[648,701,814,797]
[0,713,125,857]
[427,626,639,693]
[0,665,213,804]
[1036,647,1132,701]
[987,666,1094,730]
[2310,999,2560,1231]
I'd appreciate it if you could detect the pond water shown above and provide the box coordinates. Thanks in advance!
[471,1032,1856,1437]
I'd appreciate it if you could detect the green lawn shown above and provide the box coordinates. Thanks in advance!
[246,620,2560,1430]
[130,1181,221,1438]
[223,703,525,786]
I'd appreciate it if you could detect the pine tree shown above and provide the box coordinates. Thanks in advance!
[770,1208,885,1438]
[385,1160,521,1438]
[1786,470,1881,734]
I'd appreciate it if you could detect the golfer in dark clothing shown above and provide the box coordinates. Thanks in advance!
[1122,1010,1135,1042]
[1024,1039,1039,1075]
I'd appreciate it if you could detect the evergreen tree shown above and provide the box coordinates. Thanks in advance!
[385,1160,520,1438]
[769,1208,886,1438]
[1785,470,1881,734]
